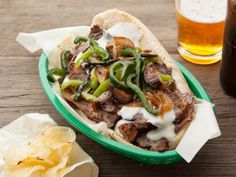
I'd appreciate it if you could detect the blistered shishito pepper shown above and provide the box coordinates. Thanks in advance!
[60,50,72,73]
[47,68,67,83]
[118,48,142,88]
[74,36,88,44]
[109,61,135,90]
[127,73,158,114]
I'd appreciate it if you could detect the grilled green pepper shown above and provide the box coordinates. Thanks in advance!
[119,48,142,88]
[90,40,99,47]
[109,61,135,90]
[160,74,172,82]
[127,73,158,114]
[60,80,83,90]
[47,68,67,83]
[81,87,97,102]
[74,48,94,68]
[90,40,110,61]
[93,79,110,97]
[74,36,88,44]
[60,50,72,73]
[135,47,142,53]
[89,68,98,89]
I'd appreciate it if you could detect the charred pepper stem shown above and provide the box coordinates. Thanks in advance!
[60,50,72,73]
[119,48,142,88]
[74,36,88,44]
[93,79,110,97]
[47,68,67,83]
[127,74,158,114]
[109,61,135,90]
[60,80,83,90]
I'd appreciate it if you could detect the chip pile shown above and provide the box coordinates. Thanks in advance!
[2,126,78,177]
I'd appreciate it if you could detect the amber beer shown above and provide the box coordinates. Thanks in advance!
[176,0,227,64]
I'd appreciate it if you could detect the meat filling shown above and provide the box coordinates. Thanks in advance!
[144,62,163,88]
[89,25,103,40]
[57,25,195,152]
[135,135,169,152]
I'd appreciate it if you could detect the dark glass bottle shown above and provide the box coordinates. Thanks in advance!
[220,0,236,98]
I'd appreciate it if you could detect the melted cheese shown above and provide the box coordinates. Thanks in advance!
[117,106,176,141]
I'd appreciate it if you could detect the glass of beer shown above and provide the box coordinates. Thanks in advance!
[176,0,227,65]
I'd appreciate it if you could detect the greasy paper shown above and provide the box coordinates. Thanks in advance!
[0,113,99,177]
[16,27,221,163]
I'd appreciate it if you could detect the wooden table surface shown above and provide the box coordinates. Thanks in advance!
[1,0,236,176]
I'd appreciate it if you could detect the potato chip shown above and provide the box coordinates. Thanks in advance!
[2,126,78,177]
[37,156,69,177]
[3,164,45,177]
[18,158,54,168]
[40,126,76,149]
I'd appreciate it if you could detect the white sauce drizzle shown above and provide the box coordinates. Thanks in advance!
[96,32,112,49]
[117,106,176,141]
[96,22,143,49]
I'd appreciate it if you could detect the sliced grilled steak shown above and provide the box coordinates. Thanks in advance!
[144,62,163,88]
[111,87,133,104]
[68,67,89,81]
[68,42,90,72]
[168,91,194,132]
[118,123,138,142]
[135,134,169,152]
[133,113,155,130]
[95,65,109,83]
[77,100,119,128]
[89,25,103,40]
[106,37,135,59]
[96,91,117,113]
[74,42,90,55]
[62,91,120,128]
[157,63,172,75]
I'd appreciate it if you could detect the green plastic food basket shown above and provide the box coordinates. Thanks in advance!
[38,53,212,165]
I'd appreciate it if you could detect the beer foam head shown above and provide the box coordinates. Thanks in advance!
[178,0,227,23]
